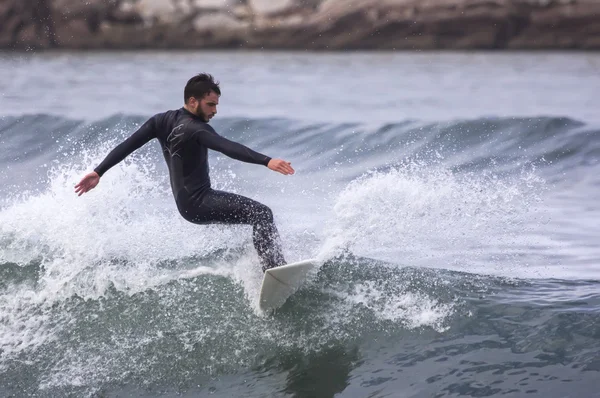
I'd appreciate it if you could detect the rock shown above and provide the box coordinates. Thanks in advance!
[318,0,369,13]
[0,0,598,50]
[304,0,600,50]
[3,0,58,48]
[109,5,144,24]
[193,12,250,31]
[190,12,250,46]
[232,4,253,19]
[0,1,19,44]
[508,2,600,48]
[248,0,299,16]
[16,24,38,48]
[135,0,179,24]
[0,1,13,18]
[53,0,118,19]
[54,19,94,48]
[193,0,243,9]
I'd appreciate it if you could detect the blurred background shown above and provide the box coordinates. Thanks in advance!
[1,1,599,397]
[1,0,599,50]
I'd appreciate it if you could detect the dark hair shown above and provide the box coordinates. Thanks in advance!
[184,73,221,103]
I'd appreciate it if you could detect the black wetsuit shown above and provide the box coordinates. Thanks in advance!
[94,107,286,270]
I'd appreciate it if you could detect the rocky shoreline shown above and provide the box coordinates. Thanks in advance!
[1,0,599,51]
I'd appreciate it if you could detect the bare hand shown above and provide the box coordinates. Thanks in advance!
[267,159,295,175]
[74,171,100,196]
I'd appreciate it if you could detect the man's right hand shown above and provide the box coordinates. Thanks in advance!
[75,171,100,196]
[268,159,295,175]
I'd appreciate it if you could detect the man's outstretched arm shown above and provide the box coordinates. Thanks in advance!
[195,126,295,175]
[75,117,157,196]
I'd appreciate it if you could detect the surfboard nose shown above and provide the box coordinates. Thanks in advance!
[258,259,318,311]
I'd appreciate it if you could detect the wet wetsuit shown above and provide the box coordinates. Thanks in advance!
[94,107,286,270]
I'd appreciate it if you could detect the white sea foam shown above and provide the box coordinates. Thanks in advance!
[318,162,560,279]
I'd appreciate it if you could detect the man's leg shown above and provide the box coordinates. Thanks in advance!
[189,189,286,271]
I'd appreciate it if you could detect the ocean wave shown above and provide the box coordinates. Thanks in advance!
[1,253,599,396]
[1,114,598,182]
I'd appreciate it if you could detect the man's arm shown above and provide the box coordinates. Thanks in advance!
[94,117,157,177]
[75,117,157,196]
[194,125,294,175]
[194,125,271,166]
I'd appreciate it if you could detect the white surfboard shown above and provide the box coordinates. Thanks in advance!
[258,259,317,311]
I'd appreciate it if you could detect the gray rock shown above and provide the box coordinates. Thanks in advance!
[248,0,298,16]
[193,12,249,31]
[1,0,599,50]
[193,0,243,10]
[135,0,179,24]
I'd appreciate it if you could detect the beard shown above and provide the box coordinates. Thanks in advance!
[193,105,209,122]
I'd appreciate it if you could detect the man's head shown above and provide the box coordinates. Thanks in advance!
[184,73,221,122]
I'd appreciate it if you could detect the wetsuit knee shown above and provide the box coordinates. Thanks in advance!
[175,199,199,223]
[252,204,274,225]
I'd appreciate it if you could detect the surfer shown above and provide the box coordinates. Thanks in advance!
[74,73,294,272]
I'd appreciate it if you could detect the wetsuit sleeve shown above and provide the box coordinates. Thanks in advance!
[94,117,157,177]
[194,126,271,166]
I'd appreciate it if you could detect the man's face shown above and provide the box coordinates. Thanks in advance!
[189,91,219,122]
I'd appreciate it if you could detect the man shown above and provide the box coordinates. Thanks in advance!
[75,73,294,271]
